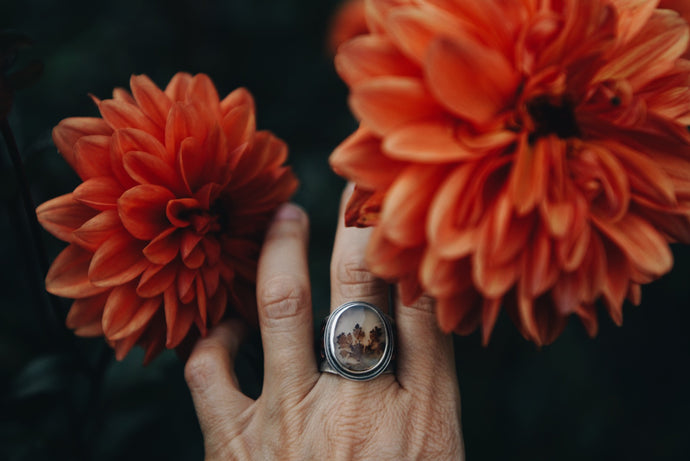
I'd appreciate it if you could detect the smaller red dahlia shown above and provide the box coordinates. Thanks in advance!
[38,73,297,362]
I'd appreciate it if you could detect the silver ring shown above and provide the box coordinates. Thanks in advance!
[319,301,395,381]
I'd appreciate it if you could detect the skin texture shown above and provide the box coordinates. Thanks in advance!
[184,185,465,460]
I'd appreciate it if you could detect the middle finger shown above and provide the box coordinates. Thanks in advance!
[330,184,390,313]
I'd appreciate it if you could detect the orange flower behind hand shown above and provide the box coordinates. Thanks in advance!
[38,73,298,362]
[331,0,690,345]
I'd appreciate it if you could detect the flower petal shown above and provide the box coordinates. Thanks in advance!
[481,298,502,346]
[165,102,209,159]
[102,283,161,340]
[230,131,286,189]
[597,9,689,86]
[36,194,99,243]
[381,165,446,246]
[66,292,109,336]
[341,186,382,228]
[330,126,406,190]
[200,265,220,298]
[425,37,519,125]
[221,104,255,156]
[349,76,443,136]
[138,263,178,298]
[143,228,181,265]
[207,286,227,326]
[164,286,196,348]
[177,266,196,302]
[181,231,204,265]
[336,35,420,86]
[89,230,149,287]
[220,87,255,116]
[73,177,124,211]
[386,4,470,63]
[46,245,109,298]
[123,150,181,193]
[178,137,206,193]
[118,184,175,240]
[73,209,122,252]
[509,135,550,216]
[195,276,208,334]
[52,117,113,178]
[594,213,673,277]
[420,252,472,298]
[520,225,559,298]
[605,140,677,207]
[436,289,481,334]
[99,99,161,136]
[187,74,221,117]
[384,121,477,162]
[112,127,172,166]
[73,135,113,179]
[426,164,479,258]
[130,74,172,129]
[365,226,424,280]
[164,72,193,102]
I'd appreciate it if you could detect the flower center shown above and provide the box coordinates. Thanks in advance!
[526,95,580,141]
[189,210,221,235]
[166,198,223,236]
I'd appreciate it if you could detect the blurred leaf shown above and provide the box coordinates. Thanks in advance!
[8,354,77,400]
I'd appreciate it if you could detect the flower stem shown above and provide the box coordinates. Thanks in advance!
[1,118,61,335]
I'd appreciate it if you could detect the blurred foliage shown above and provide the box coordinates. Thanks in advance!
[1,0,690,460]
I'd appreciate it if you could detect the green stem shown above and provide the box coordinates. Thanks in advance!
[1,118,61,335]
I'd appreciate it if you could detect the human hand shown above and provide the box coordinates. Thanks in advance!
[184,185,465,460]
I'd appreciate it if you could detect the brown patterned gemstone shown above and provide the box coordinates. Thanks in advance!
[332,304,387,372]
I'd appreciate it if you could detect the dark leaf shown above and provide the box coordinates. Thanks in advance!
[8,354,77,400]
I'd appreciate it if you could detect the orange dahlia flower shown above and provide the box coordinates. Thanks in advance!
[38,73,298,362]
[331,0,690,345]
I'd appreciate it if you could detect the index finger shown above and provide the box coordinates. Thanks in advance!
[185,319,253,438]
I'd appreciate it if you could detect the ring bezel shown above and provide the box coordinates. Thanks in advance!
[322,301,394,381]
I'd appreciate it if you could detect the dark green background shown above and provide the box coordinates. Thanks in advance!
[2,1,689,460]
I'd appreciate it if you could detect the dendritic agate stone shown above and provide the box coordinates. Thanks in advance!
[331,303,387,372]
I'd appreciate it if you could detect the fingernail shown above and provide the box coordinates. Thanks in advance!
[274,203,304,222]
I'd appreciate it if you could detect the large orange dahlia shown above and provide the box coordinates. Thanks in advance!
[37,73,297,362]
[330,0,690,345]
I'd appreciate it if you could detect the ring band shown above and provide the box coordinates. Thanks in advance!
[319,301,395,381]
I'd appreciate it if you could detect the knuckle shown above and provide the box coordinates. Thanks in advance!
[184,346,224,390]
[408,294,435,313]
[259,275,311,321]
[401,294,436,315]
[334,256,384,299]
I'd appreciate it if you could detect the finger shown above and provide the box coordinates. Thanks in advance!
[185,319,253,437]
[256,203,317,395]
[330,183,389,313]
[394,292,457,390]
